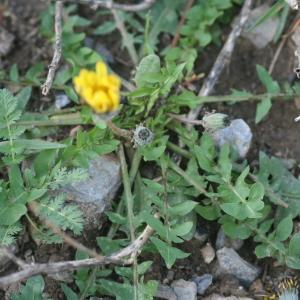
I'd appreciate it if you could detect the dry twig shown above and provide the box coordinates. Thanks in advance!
[187,0,253,123]
[0,223,154,287]
[64,0,156,12]
[42,0,63,95]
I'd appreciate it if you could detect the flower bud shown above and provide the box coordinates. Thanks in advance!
[202,113,229,131]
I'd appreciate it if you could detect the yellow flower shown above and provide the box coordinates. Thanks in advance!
[73,62,121,113]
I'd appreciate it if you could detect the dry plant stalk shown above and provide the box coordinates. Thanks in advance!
[65,0,156,11]
[42,0,63,95]
[0,223,154,287]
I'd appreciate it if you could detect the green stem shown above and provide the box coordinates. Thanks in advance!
[168,159,209,196]
[198,93,295,104]
[118,144,138,300]
[167,141,191,159]
[107,149,142,238]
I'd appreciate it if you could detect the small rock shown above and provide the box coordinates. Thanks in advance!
[203,294,254,300]
[216,247,260,286]
[0,27,14,56]
[193,274,213,295]
[241,5,279,49]
[0,244,18,272]
[156,284,177,300]
[171,279,197,300]
[215,229,244,250]
[62,154,121,229]
[212,119,252,159]
[55,94,71,109]
[201,243,216,264]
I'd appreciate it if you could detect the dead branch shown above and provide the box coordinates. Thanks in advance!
[63,0,156,12]
[0,223,154,287]
[187,0,253,123]
[42,0,63,95]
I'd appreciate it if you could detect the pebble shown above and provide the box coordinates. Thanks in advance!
[171,279,197,300]
[156,284,177,300]
[62,154,121,229]
[0,26,14,56]
[55,94,71,109]
[212,119,252,159]
[216,247,260,286]
[241,5,279,49]
[215,229,244,251]
[201,243,216,264]
[193,274,213,295]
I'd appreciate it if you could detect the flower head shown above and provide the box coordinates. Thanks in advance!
[73,62,121,113]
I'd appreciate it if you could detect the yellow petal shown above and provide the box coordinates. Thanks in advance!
[96,61,108,77]
[108,74,121,88]
[108,89,120,110]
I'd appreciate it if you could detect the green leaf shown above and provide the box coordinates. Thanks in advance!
[288,232,300,256]
[93,21,116,35]
[11,276,44,300]
[168,200,197,217]
[0,203,27,225]
[150,236,189,268]
[255,244,272,258]
[25,63,44,84]
[134,54,161,88]
[65,86,79,103]
[96,237,126,255]
[0,223,22,246]
[256,65,280,94]
[9,64,19,83]
[195,205,220,221]
[61,284,79,300]
[275,214,293,241]
[255,97,272,124]
[15,87,32,112]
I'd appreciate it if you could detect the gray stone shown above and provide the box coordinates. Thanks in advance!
[156,284,177,300]
[0,244,18,272]
[0,27,14,56]
[216,248,260,286]
[215,229,244,251]
[241,5,279,49]
[63,154,121,229]
[212,119,252,159]
[55,94,71,109]
[193,274,213,295]
[171,279,197,300]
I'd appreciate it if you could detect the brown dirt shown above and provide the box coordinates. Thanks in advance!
[1,1,300,299]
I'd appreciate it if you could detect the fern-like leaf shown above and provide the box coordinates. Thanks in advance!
[38,195,83,235]
[49,166,87,190]
[0,223,22,246]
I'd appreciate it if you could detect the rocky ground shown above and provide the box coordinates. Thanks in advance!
[0,0,300,299]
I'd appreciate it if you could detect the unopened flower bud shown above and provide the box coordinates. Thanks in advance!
[202,113,229,131]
